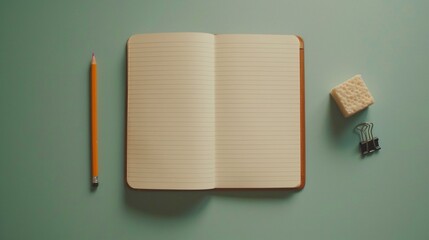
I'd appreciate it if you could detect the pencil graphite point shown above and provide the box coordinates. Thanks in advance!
[91,52,96,64]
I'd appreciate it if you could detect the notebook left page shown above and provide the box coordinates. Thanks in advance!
[127,33,216,190]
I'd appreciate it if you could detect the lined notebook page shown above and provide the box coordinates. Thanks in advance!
[215,35,302,188]
[127,33,215,190]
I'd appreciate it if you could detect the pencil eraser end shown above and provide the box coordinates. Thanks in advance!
[330,75,375,118]
[91,176,99,187]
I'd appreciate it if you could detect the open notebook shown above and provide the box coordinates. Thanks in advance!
[126,33,305,190]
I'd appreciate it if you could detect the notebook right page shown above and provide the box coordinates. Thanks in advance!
[215,34,303,188]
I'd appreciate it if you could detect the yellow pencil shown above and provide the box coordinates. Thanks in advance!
[91,52,99,186]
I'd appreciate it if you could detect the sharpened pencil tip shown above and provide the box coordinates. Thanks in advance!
[91,52,96,64]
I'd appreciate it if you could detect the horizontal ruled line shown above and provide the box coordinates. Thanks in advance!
[127,180,213,184]
[217,51,297,54]
[217,70,297,72]
[215,93,299,95]
[130,69,212,72]
[215,134,299,137]
[127,116,213,119]
[128,180,213,184]
[127,163,213,170]
[128,76,214,79]
[130,65,213,68]
[216,67,298,70]
[127,174,214,178]
[216,102,296,104]
[130,53,213,57]
[130,74,213,76]
[127,139,213,142]
[127,135,212,139]
[216,175,299,178]
[127,157,213,162]
[215,158,299,161]
[127,109,296,112]
[216,142,299,145]
[215,180,297,183]
[216,165,298,171]
[127,140,212,145]
[216,74,298,77]
[216,42,296,45]
[216,45,297,48]
[216,60,298,63]
[129,41,212,44]
[131,47,213,51]
[129,83,213,86]
[129,87,296,90]
[215,169,298,173]
[216,83,298,85]
[130,60,214,63]
[127,130,215,132]
[127,151,211,157]
[216,56,297,59]
[130,45,212,48]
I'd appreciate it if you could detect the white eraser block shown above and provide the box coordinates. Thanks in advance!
[330,74,375,118]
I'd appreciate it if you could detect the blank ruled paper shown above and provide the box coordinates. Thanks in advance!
[215,35,302,188]
[127,33,303,190]
[127,33,215,190]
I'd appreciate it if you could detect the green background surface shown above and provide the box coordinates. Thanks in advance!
[1,0,428,239]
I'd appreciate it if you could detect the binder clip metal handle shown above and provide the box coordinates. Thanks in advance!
[354,122,381,156]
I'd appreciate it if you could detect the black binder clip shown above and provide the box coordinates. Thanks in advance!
[354,122,381,156]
